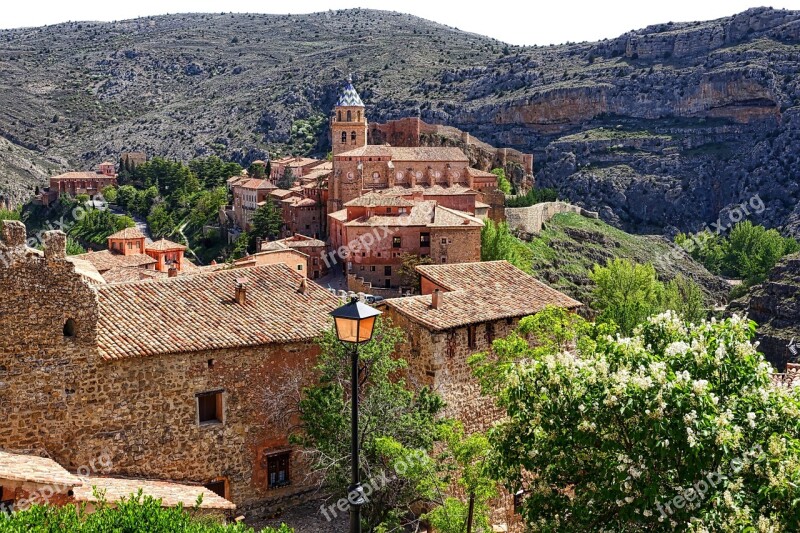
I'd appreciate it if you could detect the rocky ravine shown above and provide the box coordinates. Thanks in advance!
[730,253,800,370]
[2,8,800,236]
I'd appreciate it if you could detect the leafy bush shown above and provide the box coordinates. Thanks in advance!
[471,307,800,532]
[506,187,558,208]
[0,490,293,532]
[68,208,135,245]
[676,221,799,286]
[491,167,512,194]
[480,219,533,273]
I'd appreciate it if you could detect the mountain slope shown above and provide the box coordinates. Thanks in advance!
[2,7,800,236]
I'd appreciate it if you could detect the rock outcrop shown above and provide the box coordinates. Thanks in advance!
[729,253,800,370]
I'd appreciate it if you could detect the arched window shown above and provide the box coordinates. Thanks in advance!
[357,111,362,122]
[341,131,347,144]
[346,110,352,122]
[351,131,357,143]
[337,110,342,122]
[63,318,76,338]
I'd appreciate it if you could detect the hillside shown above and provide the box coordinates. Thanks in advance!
[525,212,730,307]
[2,8,800,236]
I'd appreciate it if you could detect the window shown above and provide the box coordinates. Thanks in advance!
[205,480,227,499]
[197,391,224,425]
[441,257,447,264]
[386,207,392,213]
[392,236,401,249]
[346,110,352,122]
[399,207,407,214]
[63,319,76,338]
[370,266,376,272]
[420,232,430,247]
[312,257,319,265]
[441,238,447,244]
[384,279,391,288]
[351,131,356,143]
[267,452,291,488]
[337,110,342,121]
[341,131,347,144]
[468,325,477,349]
[384,266,392,276]
[506,317,514,326]
[357,111,362,122]
[297,264,303,271]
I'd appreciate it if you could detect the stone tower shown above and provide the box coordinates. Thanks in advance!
[331,76,367,156]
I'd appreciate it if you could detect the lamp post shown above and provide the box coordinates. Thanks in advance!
[330,296,382,533]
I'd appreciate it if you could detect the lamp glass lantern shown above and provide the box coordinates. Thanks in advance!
[330,297,381,344]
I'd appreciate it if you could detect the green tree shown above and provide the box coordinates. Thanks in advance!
[293,319,446,530]
[277,167,294,190]
[491,167,512,194]
[660,274,707,325]
[69,210,135,245]
[248,161,266,179]
[189,156,242,188]
[480,219,532,273]
[471,308,800,532]
[723,221,798,285]
[398,253,433,293]
[249,201,282,244]
[590,259,664,335]
[148,204,176,238]
[101,185,118,205]
[116,185,138,212]
[65,237,86,256]
[506,187,558,208]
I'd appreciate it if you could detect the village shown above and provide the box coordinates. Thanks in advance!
[0,77,581,531]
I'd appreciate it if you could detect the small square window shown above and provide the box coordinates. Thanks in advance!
[197,391,224,425]
[267,452,291,489]
[441,257,447,264]
[441,238,447,244]
[370,266,376,272]
[205,480,227,499]
[392,237,401,249]
[297,264,303,271]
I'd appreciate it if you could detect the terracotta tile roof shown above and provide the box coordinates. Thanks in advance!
[102,267,165,284]
[72,250,156,273]
[345,201,437,227]
[65,257,107,285]
[263,234,326,250]
[337,146,469,162]
[0,450,81,488]
[286,157,322,168]
[465,167,498,178]
[772,363,800,388]
[240,179,277,190]
[382,261,582,331]
[475,201,491,208]
[146,238,187,252]
[93,264,338,360]
[74,476,235,510]
[430,206,484,227]
[107,227,146,240]
[51,171,106,180]
[271,189,297,199]
[329,209,348,222]
[344,192,417,207]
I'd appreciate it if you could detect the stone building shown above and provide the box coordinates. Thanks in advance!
[232,178,277,231]
[270,156,324,180]
[328,192,483,291]
[261,234,328,280]
[40,163,118,205]
[380,260,581,530]
[0,221,339,517]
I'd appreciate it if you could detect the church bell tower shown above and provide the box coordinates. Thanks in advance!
[331,75,368,156]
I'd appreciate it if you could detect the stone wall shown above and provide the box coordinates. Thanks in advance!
[428,227,482,265]
[0,224,325,518]
[505,201,599,236]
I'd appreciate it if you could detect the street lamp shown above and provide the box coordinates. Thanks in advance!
[330,297,381,533]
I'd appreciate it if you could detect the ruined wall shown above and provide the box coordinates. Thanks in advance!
[505,201,599,236]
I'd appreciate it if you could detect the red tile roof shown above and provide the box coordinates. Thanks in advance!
[465,167,498,178]
[146,238,187,252]
[93,264,338,360]
[344,192,416,207]
[240,179,277,190]
[72,250,156,273]
[337,145,469,162]
[51,171,108,180]
[74,476,235,510]
[0,450,81,488]
[107,227,146,240]
[382,261,582,331]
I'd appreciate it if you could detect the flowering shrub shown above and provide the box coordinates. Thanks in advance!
[471,307,800,532]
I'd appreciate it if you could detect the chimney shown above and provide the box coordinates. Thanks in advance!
[168,266,178,278]
[430,289,441,310]
[298,278,307,294]
[210,260,218,266]
[235,277,248,305]
[42,230,66,260]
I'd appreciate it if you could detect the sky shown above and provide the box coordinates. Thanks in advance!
[3,1,800,46]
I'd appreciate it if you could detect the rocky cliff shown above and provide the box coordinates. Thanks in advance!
[2,8,800,237]
[729,253,800,370]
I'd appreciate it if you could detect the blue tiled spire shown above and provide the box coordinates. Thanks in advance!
[336,74,364,107]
